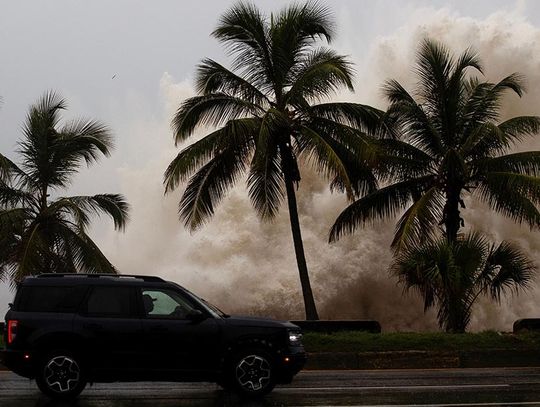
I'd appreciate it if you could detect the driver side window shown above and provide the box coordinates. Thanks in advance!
[141,288,196,319]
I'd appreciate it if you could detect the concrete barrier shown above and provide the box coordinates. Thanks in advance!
[513,318,540,333]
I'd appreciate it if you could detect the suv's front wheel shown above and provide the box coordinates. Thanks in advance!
[36,351,87,399]
[229,348,276,397]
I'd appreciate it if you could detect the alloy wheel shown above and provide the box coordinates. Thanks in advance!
[44,356,81,393]
[235,354,271,392]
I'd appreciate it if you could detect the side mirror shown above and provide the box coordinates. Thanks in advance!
[186,309,206,323]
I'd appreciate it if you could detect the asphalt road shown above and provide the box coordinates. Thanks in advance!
[1,368,540,406]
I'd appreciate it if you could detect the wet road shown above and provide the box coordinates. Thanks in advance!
[1,368,540,406]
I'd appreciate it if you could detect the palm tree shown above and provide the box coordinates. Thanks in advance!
[164,2,382,320]
[0,92,129,285]
[392,232,535,332]
[330,39,540,251]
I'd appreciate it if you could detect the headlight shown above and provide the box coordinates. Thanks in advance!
[288,330,303,346]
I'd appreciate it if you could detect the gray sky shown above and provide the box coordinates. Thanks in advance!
[2,0,540,328]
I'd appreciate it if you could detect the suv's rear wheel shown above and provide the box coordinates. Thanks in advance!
[229,348,275,397]
[36,351,86,399]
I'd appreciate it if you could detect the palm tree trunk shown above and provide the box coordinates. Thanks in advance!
[280,141,319,320]
[444,188,461,243]
[445,299,468,333]
[283,172,320,320]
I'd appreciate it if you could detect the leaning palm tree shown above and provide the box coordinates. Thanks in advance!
[164,2,382,320]
[392,232,535,332]
[330,38,540,250]
[0,92,129,285]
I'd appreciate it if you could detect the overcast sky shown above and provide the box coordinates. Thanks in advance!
[2,0,540,327]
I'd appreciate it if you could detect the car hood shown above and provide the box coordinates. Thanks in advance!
[223,315,300,330]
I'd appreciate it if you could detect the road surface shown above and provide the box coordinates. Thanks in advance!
[1,367,540,406]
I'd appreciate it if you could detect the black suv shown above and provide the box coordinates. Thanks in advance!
[1,274,306,399]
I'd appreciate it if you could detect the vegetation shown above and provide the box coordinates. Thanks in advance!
[303,330,540,353]
[0,92,129,285]
[329,39,540,331]
[331,39,540,249]
[164,2,382,320]
[392,233,535,332]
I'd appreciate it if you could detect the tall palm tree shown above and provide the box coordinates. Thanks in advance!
[392,232,535,332]
[330,39,540,251]
[164,2,382,320]
[0,92,129,285]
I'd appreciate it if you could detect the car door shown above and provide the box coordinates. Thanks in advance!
[73,285,142,374]
[138,286,221,376]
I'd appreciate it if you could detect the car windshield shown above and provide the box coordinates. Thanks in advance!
[173,284,229,318]
[200,297,229,318]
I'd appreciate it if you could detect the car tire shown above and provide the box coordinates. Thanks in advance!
[35,350,87,400]
[228,348,276,398]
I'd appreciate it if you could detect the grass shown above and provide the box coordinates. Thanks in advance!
[303,331,540,353]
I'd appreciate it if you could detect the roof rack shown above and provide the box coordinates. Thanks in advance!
[35,273,165,283]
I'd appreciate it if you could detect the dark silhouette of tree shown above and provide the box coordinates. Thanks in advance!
[0,92,129,285]
[331,39,540,251]
[164,2,382,320]
[392,232,535,332]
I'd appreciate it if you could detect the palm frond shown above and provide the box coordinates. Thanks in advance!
[461,74,527,137]
[484,241,535,301]
[463,116,540,158]
[50,194,130,231]
[304,120,379,197]
[298,124,354,198]
[13,221,48,281]
[497,116,540,147]
[58,225,117,274]
[247,118,284,220]
[476,174,540,227]
[383,79,443,154]
[212,2,273,90]
[180,145,249,231]
[309,102,384,136]
[270,2,334,88]
[0,153,28,185]
[165,118,259,193]
[285,48,354,105]
[391,187,444,252]
[196,58,269,106]
[0,183,35,208]
[329,175,435,241]
[172,94,262,144]
[375,138,433,181]
[475,151,540,177]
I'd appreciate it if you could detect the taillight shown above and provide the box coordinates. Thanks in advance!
[7,320,18,344]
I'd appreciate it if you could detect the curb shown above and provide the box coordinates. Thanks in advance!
[304,350,540,370]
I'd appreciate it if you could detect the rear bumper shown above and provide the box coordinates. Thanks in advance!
[1,350,35,378]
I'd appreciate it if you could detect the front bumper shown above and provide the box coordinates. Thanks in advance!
[275,348,307,383]
[1,350,35,378]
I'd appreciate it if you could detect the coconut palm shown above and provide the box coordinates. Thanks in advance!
[164,2,383,320]
[0,92,129,285]
[330,39,540,251]
[392,232,535,332]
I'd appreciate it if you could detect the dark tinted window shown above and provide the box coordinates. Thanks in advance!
[86,286,134,317]
[17,286,86,313]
